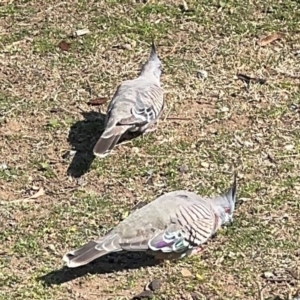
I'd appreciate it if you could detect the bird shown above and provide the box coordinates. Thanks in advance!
[63,176,237,268]
[93,41,164,158]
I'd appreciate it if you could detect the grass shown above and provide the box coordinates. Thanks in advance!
[1,0,300,299]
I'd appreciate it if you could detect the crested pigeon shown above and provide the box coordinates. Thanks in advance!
[93,42,164,157]
[63,176,237,268]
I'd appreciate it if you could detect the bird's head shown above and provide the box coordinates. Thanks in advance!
[213,175,237,226]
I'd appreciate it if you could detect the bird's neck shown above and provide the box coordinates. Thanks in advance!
[139,71,161,83]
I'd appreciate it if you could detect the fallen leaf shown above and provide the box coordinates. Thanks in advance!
[29,187,45,199]
[87,97,109,106]
[181,268,193,277]
[58,40,71,51]
[195,273,203,280]
[257,33,282,46]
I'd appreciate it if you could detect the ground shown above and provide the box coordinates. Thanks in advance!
[0,0,300,299]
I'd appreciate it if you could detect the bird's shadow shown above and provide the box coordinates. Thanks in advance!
[38,252,158,286]
[66,110,144,178]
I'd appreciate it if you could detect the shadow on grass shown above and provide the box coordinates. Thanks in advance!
[38,252,158,286]
[67,111,105,178]
[67,110,144,178]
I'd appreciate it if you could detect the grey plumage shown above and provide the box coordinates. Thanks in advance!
[63,176,237,268]
[93,42,164,157]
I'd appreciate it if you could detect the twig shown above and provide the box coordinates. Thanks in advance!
[85,79,99,98]
[256,281,264,300]
[163,106,173,122]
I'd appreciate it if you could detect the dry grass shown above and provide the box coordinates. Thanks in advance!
[1,0,300,299]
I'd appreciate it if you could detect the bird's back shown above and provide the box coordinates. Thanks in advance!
[111,190,213,238]
[108,76,162,120]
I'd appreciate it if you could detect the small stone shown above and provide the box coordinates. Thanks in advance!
[228,251,236,258]
[70,150,77,156]
[243,140,253,147]
[132,147,139,154]
[0,163,8,170]
[197,70,208,79]
[48,244,56,252]
[200,162,209,168]
[284,144,294,151]
[62,150,76,160]
[132,290,154,299]
[181,0,188,11]
[120,210,129,220]
[178,165,189,173]
[76,178,85,186]
[146,169,154,176]
[220,106,229,112]
[131,40,137,48]
[148,279,162,291]
[181,268,193,277]
[264,271,274,278]
[123,43,132,50]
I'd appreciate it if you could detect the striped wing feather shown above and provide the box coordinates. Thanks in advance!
[118,83,163,126]
[176,204,218,246]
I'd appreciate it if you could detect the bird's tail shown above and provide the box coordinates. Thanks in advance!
[63,235,121,268]
[93,126,127,158]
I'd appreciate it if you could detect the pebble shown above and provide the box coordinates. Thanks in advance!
[200,162,209,168]
[197,70,208,79]
[0,163,8,170]
[178,165,189,173]
[148,279,162,291]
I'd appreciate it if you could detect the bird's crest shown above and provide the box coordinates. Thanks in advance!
[140,40,162,79]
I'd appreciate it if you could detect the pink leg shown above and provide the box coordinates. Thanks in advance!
[190,246,205,256]
[144,125,157,133]
[137,120,158,134]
